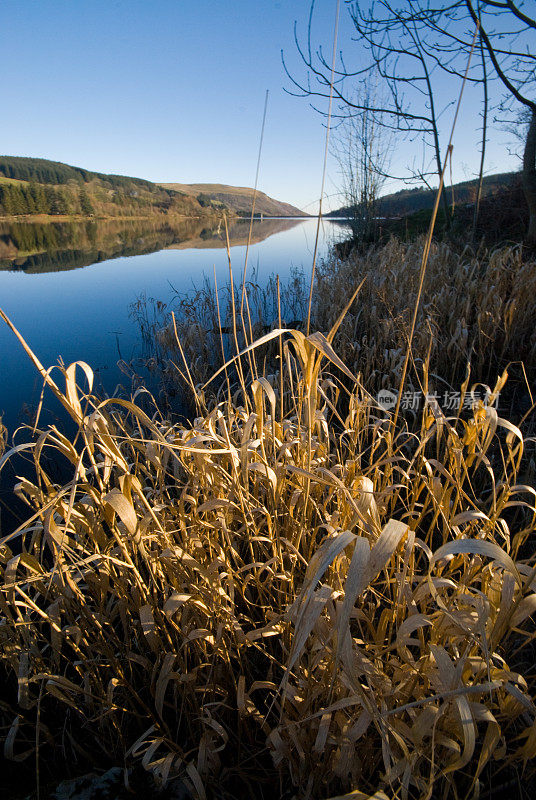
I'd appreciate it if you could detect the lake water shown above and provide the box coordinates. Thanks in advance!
[0,216,348,434]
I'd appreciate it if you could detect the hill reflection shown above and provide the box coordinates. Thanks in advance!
[0,216,302,273]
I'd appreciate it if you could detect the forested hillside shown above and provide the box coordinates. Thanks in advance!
[0,156,306,220]
[0,156,212,219]
[0,155,155,188]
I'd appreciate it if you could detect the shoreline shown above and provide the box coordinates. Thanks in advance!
[0,212,312,224]
[0,211,227,224]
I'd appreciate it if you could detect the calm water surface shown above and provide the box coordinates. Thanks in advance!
[0,217,347,432]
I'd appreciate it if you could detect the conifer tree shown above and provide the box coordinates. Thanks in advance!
[55,189,70,215]
[79,187,94,216]
[44,186,57,214]
[29,181,47,214]
[22,185,37,214]
[11,185,27,215]
[0,185,14,215]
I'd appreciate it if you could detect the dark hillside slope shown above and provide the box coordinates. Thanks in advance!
[0,156,208,219]
[0,155,155,191]
[329,171,520,218]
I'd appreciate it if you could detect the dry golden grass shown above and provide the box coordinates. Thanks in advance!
[312,238,536,403]
[1,296,536,798]
[151,237,535,420]
[0,416,5,465]
[142,267,307,406]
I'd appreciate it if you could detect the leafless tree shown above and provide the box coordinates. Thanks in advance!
[331,75,392,240]
[463,1,536,243]
[474,13,489,237]
[404,0,534,239]
[421,0,536,241]
[384,1,491,233]
[284,1,469,221]
[288,1,536,242]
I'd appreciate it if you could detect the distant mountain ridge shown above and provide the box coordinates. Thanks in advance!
[0,155,209,219]
[329,171,521,218]
[160,182,306,217]
[0,155,304,220]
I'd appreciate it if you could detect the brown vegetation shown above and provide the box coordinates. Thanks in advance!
[149,236,535,424]
[0,269,535,797]
[159,183,306,218]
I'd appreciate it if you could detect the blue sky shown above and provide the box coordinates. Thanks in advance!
[0,0,522,212]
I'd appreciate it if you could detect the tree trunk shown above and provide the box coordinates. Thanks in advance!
[523,108,536,245]
[473,30,488,240]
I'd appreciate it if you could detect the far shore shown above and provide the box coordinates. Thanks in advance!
[0,211,225,224]
[0,212,312,224]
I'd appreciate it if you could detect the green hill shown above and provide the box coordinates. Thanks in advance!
[0,156,306,221]
[0,155,156,189]
[0,156,213,220]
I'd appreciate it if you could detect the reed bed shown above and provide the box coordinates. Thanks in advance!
[147,238,536,420]
[313,238,536,405]
[1,302,536,799]
[131,266,308,406]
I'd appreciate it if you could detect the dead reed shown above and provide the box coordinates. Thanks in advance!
[144,237,535,422]
[313,238,536,405]
[1,297,536,798]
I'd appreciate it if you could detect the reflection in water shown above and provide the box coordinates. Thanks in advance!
[165,217,302,250]
[0,217,302,273]
[0,217,345,532]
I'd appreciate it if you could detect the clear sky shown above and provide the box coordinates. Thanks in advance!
[0,0,523,212]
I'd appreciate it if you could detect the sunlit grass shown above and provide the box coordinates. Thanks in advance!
[0,176,28,186]
[1,286,536,798]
